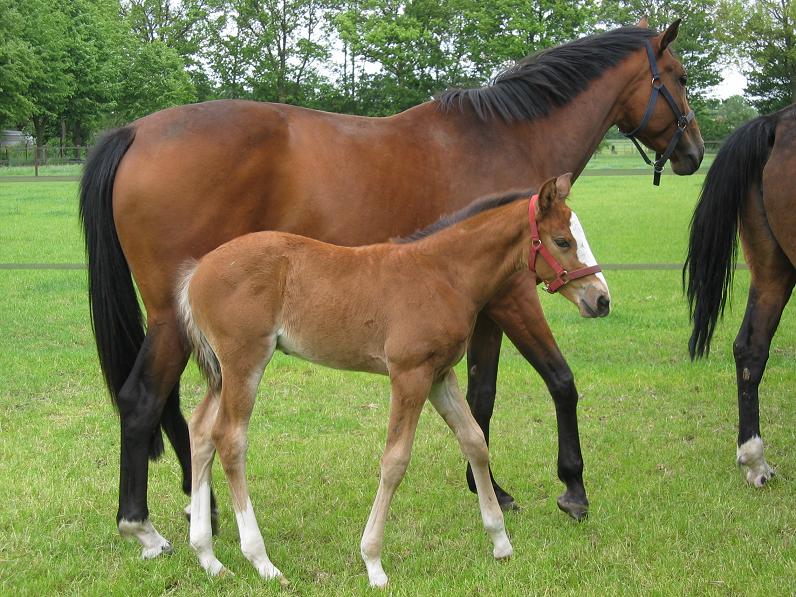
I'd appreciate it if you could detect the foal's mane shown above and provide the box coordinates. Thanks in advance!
[437,26,657,123]
[395,190,533,244]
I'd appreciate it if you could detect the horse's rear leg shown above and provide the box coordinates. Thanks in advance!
[734,276,794,486]
[116,319,196,557]
[465,313,518,510]
[360,368,430,588]
[430,371,512,559]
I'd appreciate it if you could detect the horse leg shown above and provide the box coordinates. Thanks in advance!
[734,279,794,487]
[360,368,430,588]
[188,389,224,574]
[465,313,518,510]
[430,371,512,559]
[485,273,588,520]
[116,318,187,558]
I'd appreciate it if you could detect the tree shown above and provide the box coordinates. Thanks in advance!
[696,94,758,140]
[115,39,197,122]
[0,0,35,126]
[60,0,126,147]
[602,1,725,100]
[11,0,75,151]
[722,0,796,113]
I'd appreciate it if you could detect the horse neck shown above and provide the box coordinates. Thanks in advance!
[413,200,531,309]
[438,59,639,184]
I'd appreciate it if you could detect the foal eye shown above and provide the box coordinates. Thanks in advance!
[554,238,570,249]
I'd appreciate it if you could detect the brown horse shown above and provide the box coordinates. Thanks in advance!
[178,175,608,586]
[685,103,796,487]
[79,22,703,557]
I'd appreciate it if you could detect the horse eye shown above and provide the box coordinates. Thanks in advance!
[679,75,688,86]
[554,238,570,249]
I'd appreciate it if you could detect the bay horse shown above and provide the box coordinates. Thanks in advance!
[178,175,608,586]
[79,22,703,557]
[685,103,795,487]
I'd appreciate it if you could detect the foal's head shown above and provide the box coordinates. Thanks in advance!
[533,175,610,317]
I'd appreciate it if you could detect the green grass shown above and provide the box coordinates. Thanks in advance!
[1,176,795,595]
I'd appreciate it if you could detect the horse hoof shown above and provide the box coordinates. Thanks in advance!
[747,468,774,488]
[141,540,173,559]
[557,494,589,521]
[499,497,520,512]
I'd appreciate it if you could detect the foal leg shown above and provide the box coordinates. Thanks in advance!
[465,313,517,510]
[214,346,283,582]
[360,368,430,588]
[431,371,512,559]
[189,389,224,575]
[734,278,794,487]
[486,273,588,520]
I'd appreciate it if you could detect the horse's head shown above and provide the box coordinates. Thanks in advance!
[532,174,610,318]
[618,19,704,176]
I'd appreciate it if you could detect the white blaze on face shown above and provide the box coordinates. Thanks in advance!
[569,211,609,291]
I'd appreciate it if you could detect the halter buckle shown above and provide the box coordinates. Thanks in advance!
[532,239,542,248]
[652,76,663,89]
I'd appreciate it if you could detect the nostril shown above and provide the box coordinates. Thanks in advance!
[597,295,610,310]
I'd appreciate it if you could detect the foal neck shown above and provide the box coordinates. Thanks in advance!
[411,199,531,309]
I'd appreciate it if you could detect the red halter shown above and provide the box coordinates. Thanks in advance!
[528,194,603,294]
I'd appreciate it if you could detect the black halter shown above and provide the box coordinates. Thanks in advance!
[621,40,695,186]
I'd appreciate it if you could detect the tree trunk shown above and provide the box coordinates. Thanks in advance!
[33,116,46,163]
[73,122,83,160]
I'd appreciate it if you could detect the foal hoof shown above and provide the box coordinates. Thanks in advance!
[184,505,220,535]
[557,493,589,521]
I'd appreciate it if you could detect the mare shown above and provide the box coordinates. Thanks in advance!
[685,103,796,487]
[178,175,609,586]
[79,21,704,557]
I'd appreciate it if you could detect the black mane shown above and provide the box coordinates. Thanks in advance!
[437,26,657,122]
[396,189,534,244]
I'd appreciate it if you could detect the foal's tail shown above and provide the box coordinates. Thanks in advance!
[177,263,222,393]
[683,114,777,358]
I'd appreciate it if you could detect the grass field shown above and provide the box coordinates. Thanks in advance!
[1,174,795,595]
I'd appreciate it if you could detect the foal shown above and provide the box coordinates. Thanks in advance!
[178,174,609,586]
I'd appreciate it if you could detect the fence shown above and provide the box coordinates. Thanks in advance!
[0,145,90,175]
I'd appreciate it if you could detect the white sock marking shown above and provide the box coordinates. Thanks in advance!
[235,498,282,580]
[118,518,173,559]
[570,211,609,290]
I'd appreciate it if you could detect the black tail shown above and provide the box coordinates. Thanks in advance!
[683,114,777,358]
[79,127,164,459]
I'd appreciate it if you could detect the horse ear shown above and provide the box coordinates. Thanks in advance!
[659,19,681,54]
[637,16,649,28]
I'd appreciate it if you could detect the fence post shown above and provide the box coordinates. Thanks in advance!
[34,145,39,177]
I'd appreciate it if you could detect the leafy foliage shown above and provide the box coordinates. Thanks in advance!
[0,0,776,143]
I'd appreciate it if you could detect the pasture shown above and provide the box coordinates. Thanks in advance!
[1,174,794,595]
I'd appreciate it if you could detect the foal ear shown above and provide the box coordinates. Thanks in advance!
[555,172,572,201]
[637,16,649,28]
[659,19,681,54]
[537,175,566,215]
